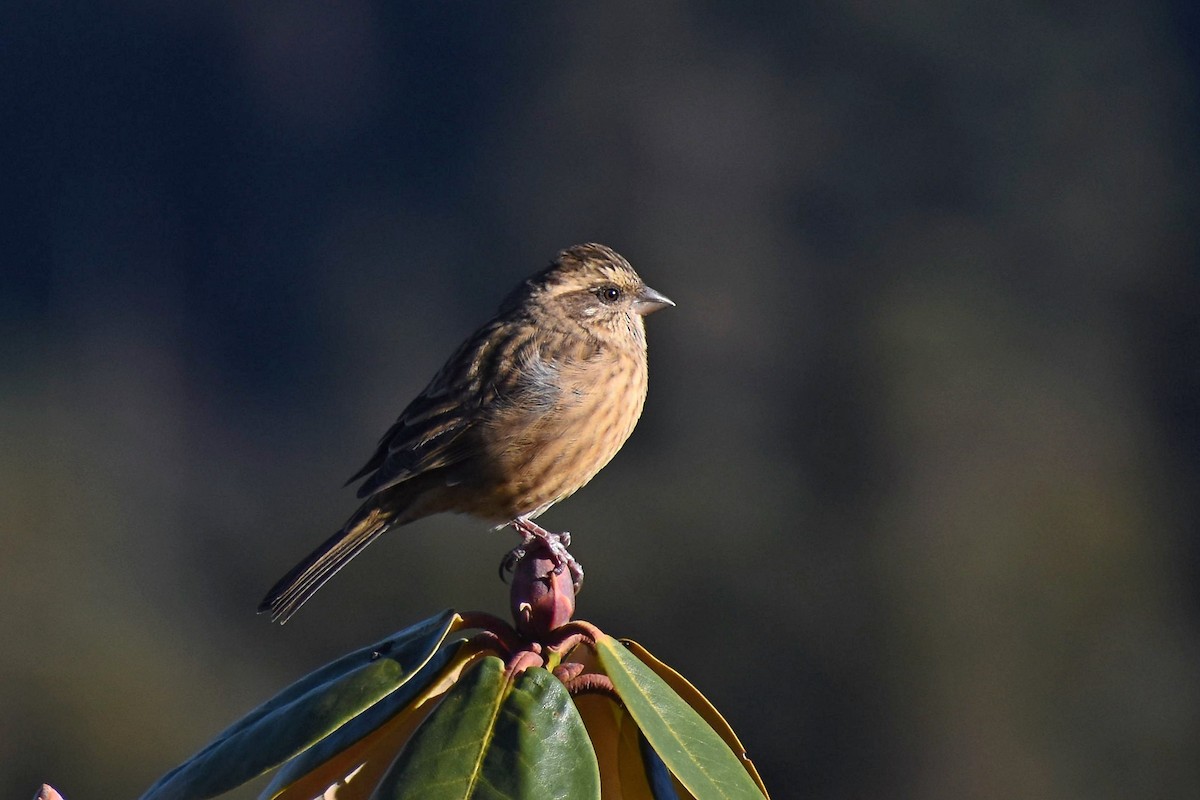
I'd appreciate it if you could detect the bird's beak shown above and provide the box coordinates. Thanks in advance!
[633,285,675,316]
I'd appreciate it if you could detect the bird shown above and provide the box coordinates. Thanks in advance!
[259,243,673,623]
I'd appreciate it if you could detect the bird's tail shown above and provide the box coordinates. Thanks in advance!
[258,504,398,624]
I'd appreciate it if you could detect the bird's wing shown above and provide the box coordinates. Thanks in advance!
[347,327,499,498]
[349,390,484,498]
[348,319,583,500]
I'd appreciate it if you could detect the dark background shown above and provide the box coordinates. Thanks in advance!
[4,3,1199,798]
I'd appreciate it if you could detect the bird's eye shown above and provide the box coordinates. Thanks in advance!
[598,285,622,303]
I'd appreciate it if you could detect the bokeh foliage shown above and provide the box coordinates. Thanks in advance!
[4,2,1198,799]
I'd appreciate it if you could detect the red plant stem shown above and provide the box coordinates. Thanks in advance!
[563,672,618,699]
[466,630,515,658]
[505,648,545,677]
[457,611,524,652]
[552,661,586,682]
[545,620,604,652]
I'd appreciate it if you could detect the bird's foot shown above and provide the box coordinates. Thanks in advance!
[501,518,584,593]
[564,551,584,593]
[499,546,526,581]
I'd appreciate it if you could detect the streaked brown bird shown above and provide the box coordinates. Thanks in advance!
[259,243,673,623]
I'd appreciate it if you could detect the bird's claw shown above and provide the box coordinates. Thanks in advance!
[540,532,584,592]
[566,555,584,594]
[499,546,527,582]
[502,519,583,593]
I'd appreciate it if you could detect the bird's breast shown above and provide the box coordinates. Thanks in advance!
[473,342,648,520]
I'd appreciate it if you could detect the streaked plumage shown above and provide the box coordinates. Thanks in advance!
[259,243,672,623]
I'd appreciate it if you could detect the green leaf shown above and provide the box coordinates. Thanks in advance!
[595,636,765,800]
[621,640,769,797]
[260,638,466,799]
[374,656,601,800]
[141,610,460,800]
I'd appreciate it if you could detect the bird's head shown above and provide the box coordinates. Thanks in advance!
[510,243,673,342]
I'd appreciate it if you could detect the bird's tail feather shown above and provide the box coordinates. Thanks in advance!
[258,505,397,624]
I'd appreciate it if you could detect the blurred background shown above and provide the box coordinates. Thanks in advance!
[3,2,1198,798]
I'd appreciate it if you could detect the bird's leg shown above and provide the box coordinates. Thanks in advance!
[500,517,584,592]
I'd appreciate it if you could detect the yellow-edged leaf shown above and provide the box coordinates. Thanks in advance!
[574,693,657,800]
[622,640,769,798]
[141,610,462,800]
[595,636,766,800]
[264,644,492,800]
